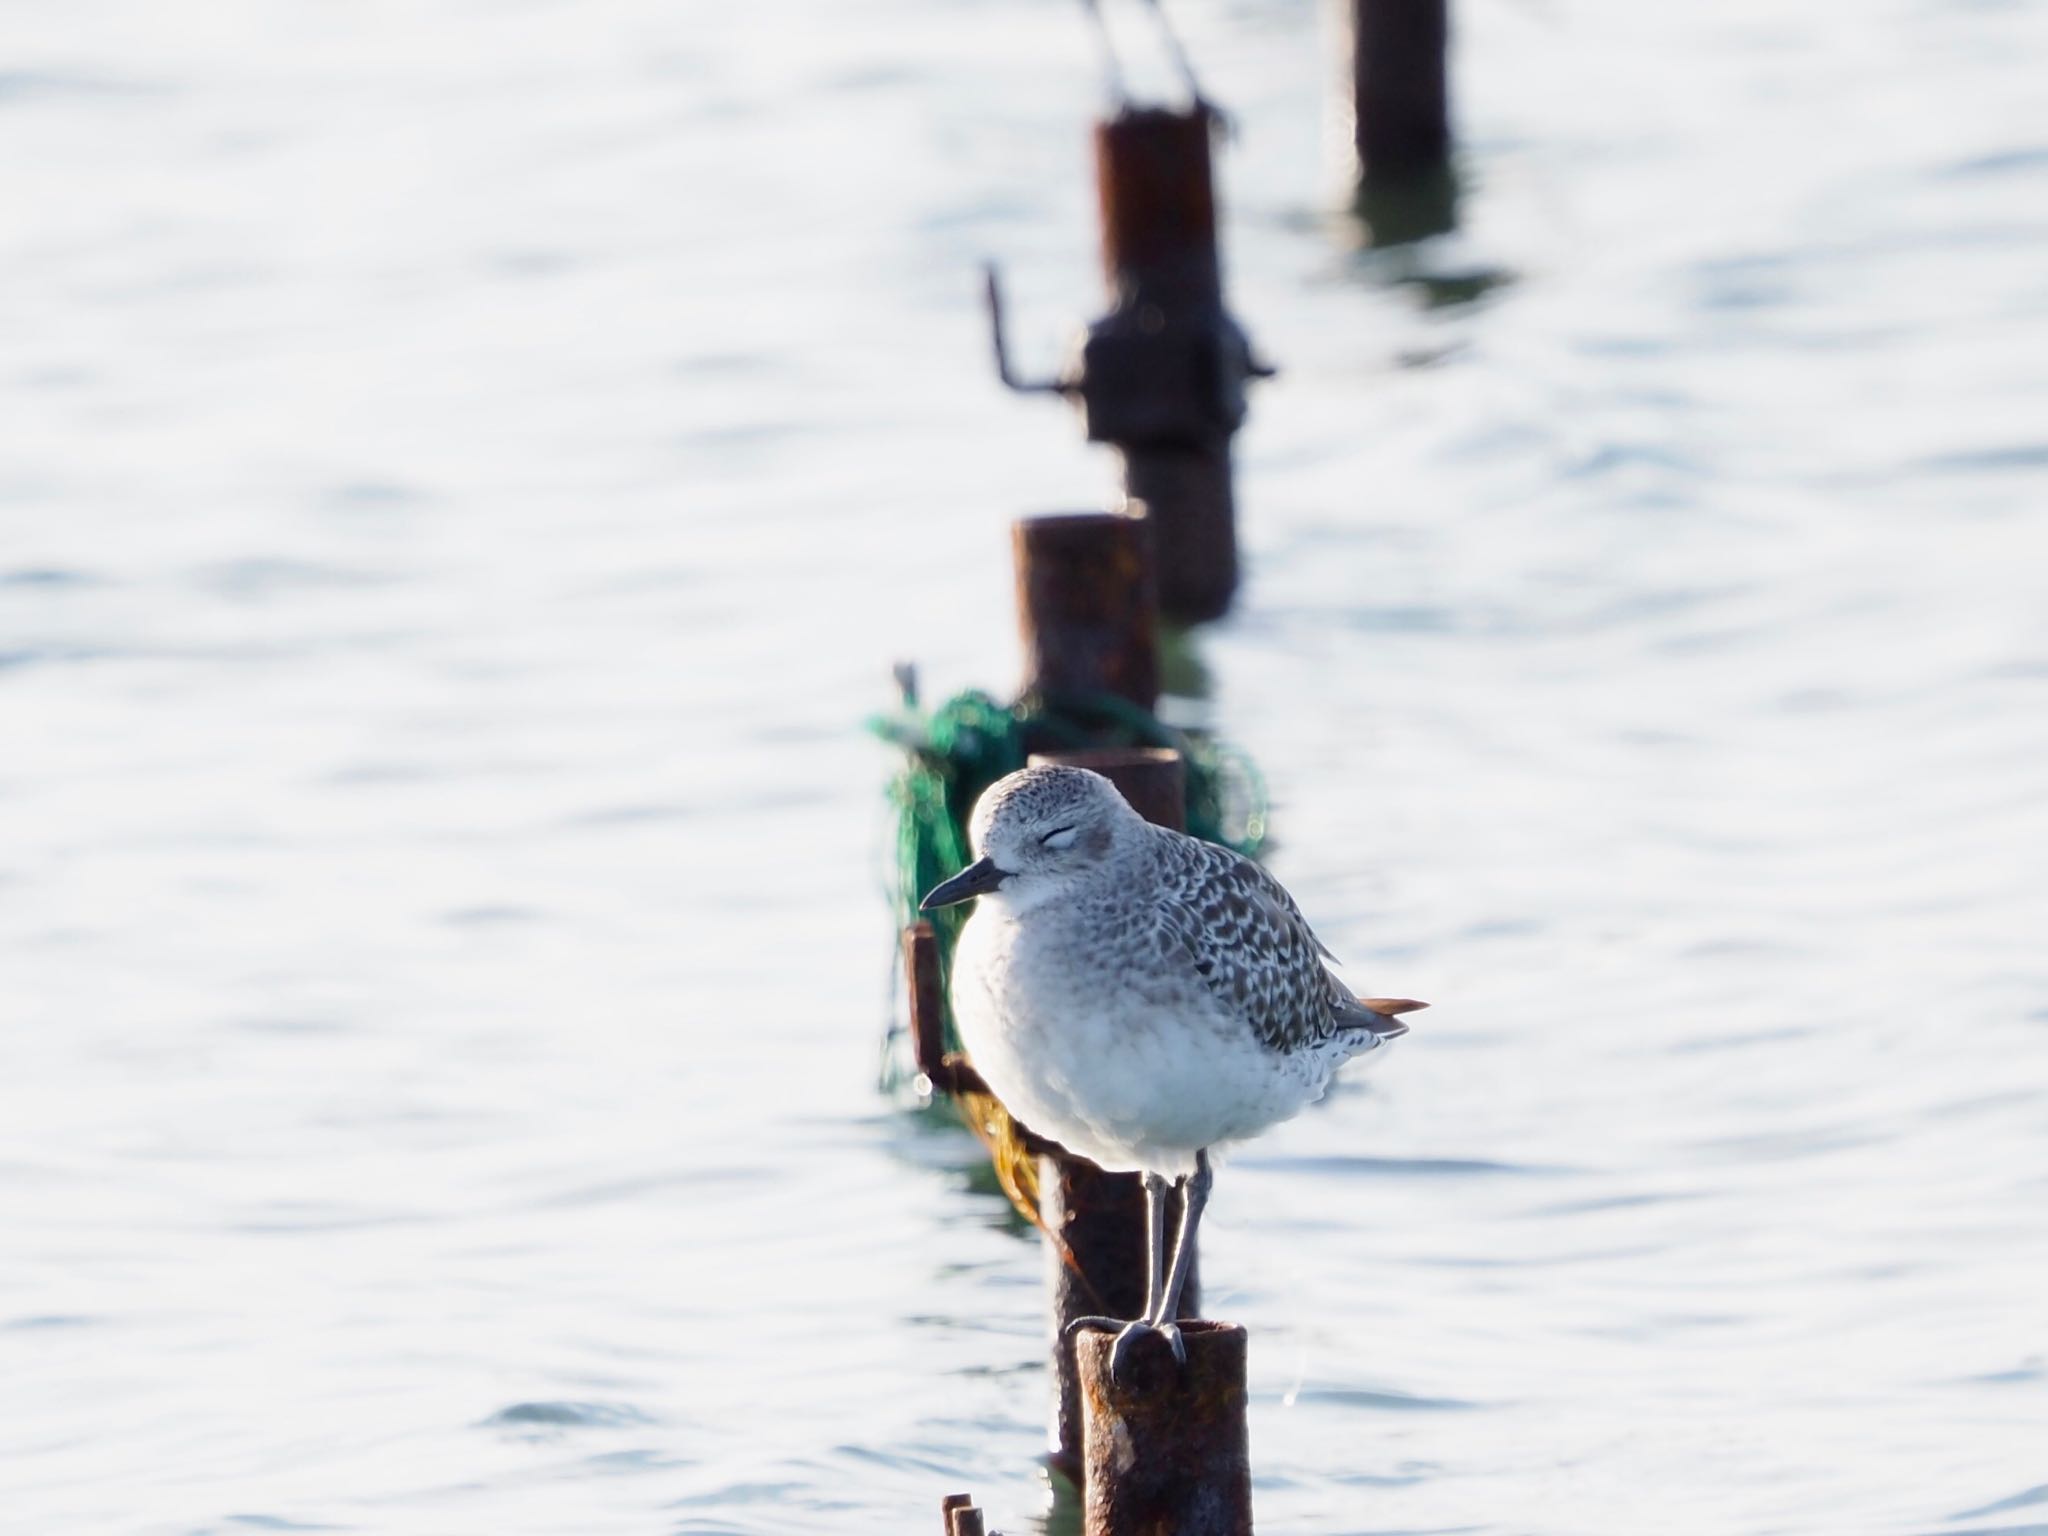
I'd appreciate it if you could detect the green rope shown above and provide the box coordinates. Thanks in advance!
[871,678,1268,1074]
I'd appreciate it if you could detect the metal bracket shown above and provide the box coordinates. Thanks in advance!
[983,263,1073,397]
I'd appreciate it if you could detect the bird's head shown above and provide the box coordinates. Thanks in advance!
[918,764,1139,917]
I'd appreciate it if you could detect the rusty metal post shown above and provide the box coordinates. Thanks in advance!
[1091,107,1245,625]
[1026,748,1197,1484]
[1076,1322,1252,1536]
[1013,513,1159,707]
[904,922,990,1100]
[1347,0,1450,183]
[940,1493,988,1536]
[1095,109,1220,306]
[1343,0,1456,241]
[904,923,946,1085]
[986,127,1269,630]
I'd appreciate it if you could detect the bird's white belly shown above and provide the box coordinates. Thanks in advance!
[951,909,1329,1178]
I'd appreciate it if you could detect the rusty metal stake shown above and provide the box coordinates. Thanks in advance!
[1076,1321,1252,1536]
[1091,109,1243,625]
[905,923,947,1085]
[1343,0,1456,242]
[1013,512,1159,706]
[987,112,1270,628]
[940,1491,988,1536]
[903,922,990,1099]
[1092,106,1252,627]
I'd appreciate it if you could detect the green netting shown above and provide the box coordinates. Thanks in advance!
[871,679,1268,1075]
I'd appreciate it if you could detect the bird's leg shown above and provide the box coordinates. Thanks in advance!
[1065,1173,1170,1368]
[1150,1148,1212,1366]
[1142,1169,1167,1321]
[1101,1171,1170,1380]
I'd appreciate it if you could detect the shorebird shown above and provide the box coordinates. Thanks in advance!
[921,764,1423,1378]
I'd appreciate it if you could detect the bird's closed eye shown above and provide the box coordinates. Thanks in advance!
[1040,826,1078,850]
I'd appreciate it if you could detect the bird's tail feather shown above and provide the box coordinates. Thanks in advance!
[1340,995,1428,1040]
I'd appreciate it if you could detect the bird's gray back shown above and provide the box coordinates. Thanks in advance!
[1137,827,1354,1054]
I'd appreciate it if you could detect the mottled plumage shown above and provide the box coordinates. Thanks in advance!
[1150,831,1373,1054]
[919,763,1423,1375]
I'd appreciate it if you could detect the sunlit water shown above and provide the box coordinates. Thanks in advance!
[4,1,2046,1532]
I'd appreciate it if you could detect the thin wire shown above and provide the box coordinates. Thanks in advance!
[1075,0,1130,107]
[1138,0,1211,111]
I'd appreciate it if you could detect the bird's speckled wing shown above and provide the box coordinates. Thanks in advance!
[1148,831,1355,1053]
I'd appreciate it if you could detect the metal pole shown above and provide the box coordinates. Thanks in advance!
[1348,0,1450,183]
[905,923,947,1085]
[1075,1322,1253,1536]
[1344,0,1455,241]
[1091,110,1245,625]
[940,1492,988,1536]
[1095,108,1222,307]
[1013,512,1160,708]
[902,921,990,1099]
[1122,450,1235,634]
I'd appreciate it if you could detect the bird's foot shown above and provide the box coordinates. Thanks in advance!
[1110,1319,1186,1381]
[1062,1314,1124,1339]
[1065,1317,1188,1383]
[1155,1319,1186,1365]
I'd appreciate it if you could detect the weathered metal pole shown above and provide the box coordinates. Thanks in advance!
[1075,1322,1252,1536]
[1096,109,1220,304]
[1346,0,1450,184]
[1091,108,1245,626]
[905,923,947,1085]
[984,115,1272,626]
[1013,513,1159,705]
[1342,0,1455,240]
[1011,513,1200,1485]
[940,1492,988,1536]
[903,922,990,1099]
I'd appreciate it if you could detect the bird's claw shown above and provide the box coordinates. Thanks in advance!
[1110,1320,1188,1380]
[1155,1319,1186,1366]
[1065,1319,1188,1384]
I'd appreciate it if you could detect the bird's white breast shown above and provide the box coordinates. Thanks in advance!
[950,901,1337,1178]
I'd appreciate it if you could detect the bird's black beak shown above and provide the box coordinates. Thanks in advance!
[919,857,1010,912]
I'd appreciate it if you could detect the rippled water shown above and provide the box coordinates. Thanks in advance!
[5,1,2046,1532]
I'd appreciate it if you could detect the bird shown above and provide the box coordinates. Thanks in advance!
[920,763,1423,1379]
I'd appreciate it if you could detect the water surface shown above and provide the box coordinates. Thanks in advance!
[4,1,2046,1532]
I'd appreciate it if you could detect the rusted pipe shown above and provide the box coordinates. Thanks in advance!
[1028,747,1197,1485]
[1088,107,1250,625]
[905,923,947,1084]
[987,117,1266,628]
[1095,108,1222,307]
[1123,451,1234,630]
[1014,513,1159,711]
[1344,0,1454,227]
[940,1493,988,1536]
[903,922,992,1100]
[1035,1149,1203,1489]
[1075,1321,1252,1536]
